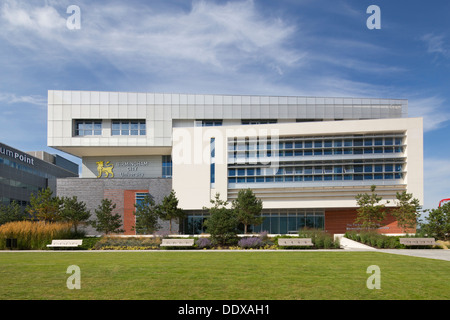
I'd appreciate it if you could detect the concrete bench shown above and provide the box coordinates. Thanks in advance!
[278,238,314,247]
[160,239,195,247]
[47,239,83,248]
[399,238,436,246]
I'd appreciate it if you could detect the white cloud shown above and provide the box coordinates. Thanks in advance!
[420,33,449,56]
[0,92,46,107]
[0,0,301,75]
[408,96,450,132]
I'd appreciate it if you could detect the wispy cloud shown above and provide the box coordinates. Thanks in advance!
[0,92,46,107]
[420,33,449,57]
[0,0,302,75]
[408,96,450,132]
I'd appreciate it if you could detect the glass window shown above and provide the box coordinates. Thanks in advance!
[162,155,172,178]
[111,120,146,136]
[334,140,342,147]
[304,141,313,148]
[364,139,373,146]
[344,148,352,154]
[202,120,223,126]
[75,120,102,136]
[374,138,383,146]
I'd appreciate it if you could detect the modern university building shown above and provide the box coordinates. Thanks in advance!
[47,91,423,235]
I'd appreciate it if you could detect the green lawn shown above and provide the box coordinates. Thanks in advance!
[0,251,448,300]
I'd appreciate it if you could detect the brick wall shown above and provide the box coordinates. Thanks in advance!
[56,178,172,235]
[325,208,415,234]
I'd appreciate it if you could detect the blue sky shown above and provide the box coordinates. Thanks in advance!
[0,0,449,210]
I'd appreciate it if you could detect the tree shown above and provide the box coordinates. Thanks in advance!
[355,185,389,231]
[133,194,160,234]
[420,203,450,241]
[90,198,124,235]
[391,191,421,234]
[157,190,185,234]
[232,188,264,234]
[0,201,26,225]
[26,188,62,223]
[203,193,239,246]
[60,196,91,233]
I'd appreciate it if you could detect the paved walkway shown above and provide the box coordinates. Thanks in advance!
[377,249,450,261]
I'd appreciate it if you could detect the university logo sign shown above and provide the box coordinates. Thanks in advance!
[96,161,114,178]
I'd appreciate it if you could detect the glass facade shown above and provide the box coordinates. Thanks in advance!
[227,133,406,186]
[0,143,78,208]
[181,209,325,235]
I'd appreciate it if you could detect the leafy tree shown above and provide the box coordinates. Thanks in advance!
[355,185,389,231]
[90,198,124,235]
[157,190,185,234]
[60,196,91,233]
[232,188,264,234]
[203,193,239,246]
[26,188,62,223]
[0,201,26,225]
[391,191,421,234]
[420,203,450,241]
[133,194,160,234]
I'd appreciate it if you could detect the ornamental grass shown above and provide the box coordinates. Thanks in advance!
[0,220,73,250]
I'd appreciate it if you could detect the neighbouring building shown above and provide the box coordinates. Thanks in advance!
[0,142,79,209]
[47,91,423,235]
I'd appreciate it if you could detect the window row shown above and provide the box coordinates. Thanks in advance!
[74,120,146,136]
[228,173,403,183]
[229,164,403,176]
[229,146,404,157]
[112,120,146,136]
[229,137,404,151]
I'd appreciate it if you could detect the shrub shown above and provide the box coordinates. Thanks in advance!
[0,221,73,250]
[238,237,263,249]
[93,236,161,250]
[196,237,212,249]
[298,228,339,249]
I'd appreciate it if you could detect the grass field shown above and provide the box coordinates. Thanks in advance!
[0,251,448,300]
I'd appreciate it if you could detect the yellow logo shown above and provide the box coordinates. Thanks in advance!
[96,161,114,178]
